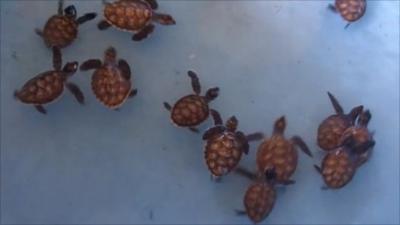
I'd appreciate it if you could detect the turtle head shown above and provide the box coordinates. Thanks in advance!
[226,116,238,132]
[273,116,286,135]
[104,47,117,64]
[62,62,79,77]
[64,5,77,19]
[264,167,277,183]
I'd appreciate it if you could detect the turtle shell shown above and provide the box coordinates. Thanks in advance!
[321,148,355,189]
[171,95,209,127]
[204,132,243,177]
[91,66,132,108]
[104,0,153,32]
[43,15,78,48]
[16,71,65,104]
[341,126,371,148]
[335,0,366,22]
[244,182,276,224]
[318,115,352,151]
[256,135,298,184]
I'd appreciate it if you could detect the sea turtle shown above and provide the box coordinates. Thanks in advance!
[80,47,137,109]
[329,0,367,28]
[317,92,363,151]
[14,47,84,114]
[203,110,263,179]
[98,0,175,41]
[35,0,97,48]
[340,110,375,166]
[164,71,219,132]
[256,116,313,185]
[314,138,375,189]
[235,167,277,224]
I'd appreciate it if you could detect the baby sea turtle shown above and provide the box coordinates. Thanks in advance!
[14,47,84,114]
[317,92,363,151]
[340,110,375,166]
[98,0,175,41]
[314,138,375,189]
[164,71,219,132]
[80,47,137,109]
[329,0,367,28]
[256,116,312,185]
[235,168,277,224]
[35,0,97,48]
[202,110,263,179]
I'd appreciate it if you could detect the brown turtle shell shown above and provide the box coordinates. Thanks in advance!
[318,115,352,151]
[171,95,209,127]
[91,66,132,108]
[244,182,276,224]
[104,0,153,32]
[256,135,298,184]
[16,71,65,104]
[341,126,371,148]
[321,148,355,189]
[335,0,366,22]
[204,132,243,177]
[43,15,78,48]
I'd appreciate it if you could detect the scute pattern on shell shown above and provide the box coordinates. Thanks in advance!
[16,71,64,104]
[171,95,209,127]
[205,132,242,177]
[256,135,298,183]
[92,67,132,108]
[43,15,78,48]
[104,0,152,31]
[318,115,350,151]
[244,182,276,224]
[335,0,366,22]
[322,149,355,188]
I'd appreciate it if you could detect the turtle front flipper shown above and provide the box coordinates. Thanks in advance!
[35,105,47,114]
[80,59,102,71]
[188,70,201,95]
[132,24,155,41]
[66,82,84,104]
[291,136,313,157]
[53,47,62,71]
[118,59,131,80]
[246,132,264,142]
[143,0,158,9]
[235,167,257,180]
[98,20,112,30]
[76,13,97,25]
[58,0,64,15]
[327,92,344,114]
[209,109,222,125]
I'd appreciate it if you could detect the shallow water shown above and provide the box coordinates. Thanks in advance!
[1,0,399,224]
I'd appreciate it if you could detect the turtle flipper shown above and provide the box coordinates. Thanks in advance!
[98,20,111,30]
[132,24,155,41]
[76,13,97,25]
[129,89,138,98]
[163,102,172,111]
[118,59,131,80]
[35,28,43,37]
[188,70,201,95]
[35,105,47,114]
[52,47,62,71]
[144,0,158,9]
[80,59,102,71]
[291,136,313,157]
[66,82,84,105]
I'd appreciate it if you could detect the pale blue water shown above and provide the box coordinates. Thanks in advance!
[1,0,399,224]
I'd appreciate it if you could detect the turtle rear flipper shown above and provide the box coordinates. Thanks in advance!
[132,24,155,41]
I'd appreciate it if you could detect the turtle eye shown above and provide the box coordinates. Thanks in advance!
[64,5,77,18]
